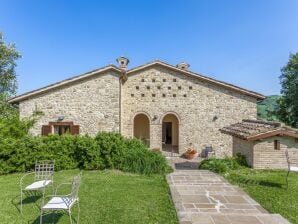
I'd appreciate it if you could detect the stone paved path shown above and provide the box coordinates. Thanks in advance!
[166,159,289,224]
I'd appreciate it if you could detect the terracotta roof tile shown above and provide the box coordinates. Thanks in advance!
[220,120,298,140]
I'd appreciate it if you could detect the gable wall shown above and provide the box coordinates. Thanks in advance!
[19,71,120,135]
[121,66,257,156]
[253,136,298,169]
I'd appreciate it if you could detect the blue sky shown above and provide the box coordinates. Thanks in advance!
[1,0,298,96]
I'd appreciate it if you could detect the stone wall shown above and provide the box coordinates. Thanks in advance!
[232,137,254,167]
[253,136,298,169]
[121,65,257,157]
[19,71,120,135]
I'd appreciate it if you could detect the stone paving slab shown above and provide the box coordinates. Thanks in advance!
[167,168,290,224]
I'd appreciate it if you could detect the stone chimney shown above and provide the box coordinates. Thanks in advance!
[176,62,190,70]
[116,56,130,70]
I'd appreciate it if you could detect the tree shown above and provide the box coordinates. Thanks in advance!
[0,32,21,118]
[0,32,21,97]
[276,53,298,128]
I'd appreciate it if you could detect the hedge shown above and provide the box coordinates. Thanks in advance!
[0,132,169,175]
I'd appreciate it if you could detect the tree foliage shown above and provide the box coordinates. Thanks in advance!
[276,53,298,128]
[0,32,21,97]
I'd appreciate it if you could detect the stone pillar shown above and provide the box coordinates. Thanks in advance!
[150,123,162,150]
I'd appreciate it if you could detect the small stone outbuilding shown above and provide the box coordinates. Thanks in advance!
[220,120,298,169]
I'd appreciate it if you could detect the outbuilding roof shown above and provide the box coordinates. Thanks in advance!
[220,119,298,141]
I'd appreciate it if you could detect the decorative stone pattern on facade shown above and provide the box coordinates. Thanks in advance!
[19,72,120,135]
[13,59,264,157]
[122,66,257,156]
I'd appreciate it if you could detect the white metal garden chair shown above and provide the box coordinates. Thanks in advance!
[40,171,82,224]
[20,160,55,213]
[285,150,298,188]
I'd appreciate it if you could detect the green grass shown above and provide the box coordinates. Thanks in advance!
[0,170,178,224]
[226,169,298,223]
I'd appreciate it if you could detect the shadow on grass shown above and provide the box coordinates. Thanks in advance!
[11,194,42,213]
[229,174,283,188]
[32,212,64,224]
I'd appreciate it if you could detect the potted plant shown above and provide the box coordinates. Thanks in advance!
[183,148,198,160]
[152,148,161,153]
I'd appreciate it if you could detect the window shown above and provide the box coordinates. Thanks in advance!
[163,79,166,82]
[147,86,150,90]
[152,79,156,82]
[178,86,182,90]
[274,140,280,150]
[152,94,156,97]
[183,94,187,97]
[168,86,171,90]
[173,94,176,97]
[157,86,161,90]
[173,78,177,82]
[42,122,79,136]
[189,86,193,90]
[162,94,166,97]
[136,86,139,90]
[141,94,145,97]
[54,125,70,135]
[131,94,134,97]
[141,79,145,82]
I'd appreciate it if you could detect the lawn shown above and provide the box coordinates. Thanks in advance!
[226,169,298,224]
[0,169,178,224]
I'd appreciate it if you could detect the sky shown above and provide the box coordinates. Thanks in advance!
[1,0,298,96]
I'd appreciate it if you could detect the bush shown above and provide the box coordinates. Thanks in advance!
[199,154,248,174]
[0,132,169,175]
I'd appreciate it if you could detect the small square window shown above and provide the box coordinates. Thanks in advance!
[152,79,155,82]
[141,94,145,97]
[178,86,182,90]
[183,94,187,97]
[274,140,280,150]
[173,94,176,97]
[152,94,156,97]
[141,79,145,82]
[163,79,166,82]
[157,86,161,90]
[131,94,134,97]
[168,86,171,90]
[162,94,166,97]
[147,86,150,90]
[136,86,139,90]
[189,86,193,90]
[173,78,177,82]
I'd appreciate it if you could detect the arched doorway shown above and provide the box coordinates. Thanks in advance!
[162,113,179,153]
[133,113,150,147]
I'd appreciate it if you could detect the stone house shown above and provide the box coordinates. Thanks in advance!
[220,120,298,169]
[9,57,265,156]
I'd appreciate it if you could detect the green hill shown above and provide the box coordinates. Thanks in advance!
[257,95,280,121]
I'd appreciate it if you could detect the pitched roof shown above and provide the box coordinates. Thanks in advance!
[8,60,264,103]
[220,119,298,141]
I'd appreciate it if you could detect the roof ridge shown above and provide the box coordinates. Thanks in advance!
[9,59,265,103]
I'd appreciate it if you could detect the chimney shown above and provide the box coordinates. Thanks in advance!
[176,62,190,70]
[116,56,130,70]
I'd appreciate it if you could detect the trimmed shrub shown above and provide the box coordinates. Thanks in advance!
[199,155,247,174]
[0,132,169,175]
